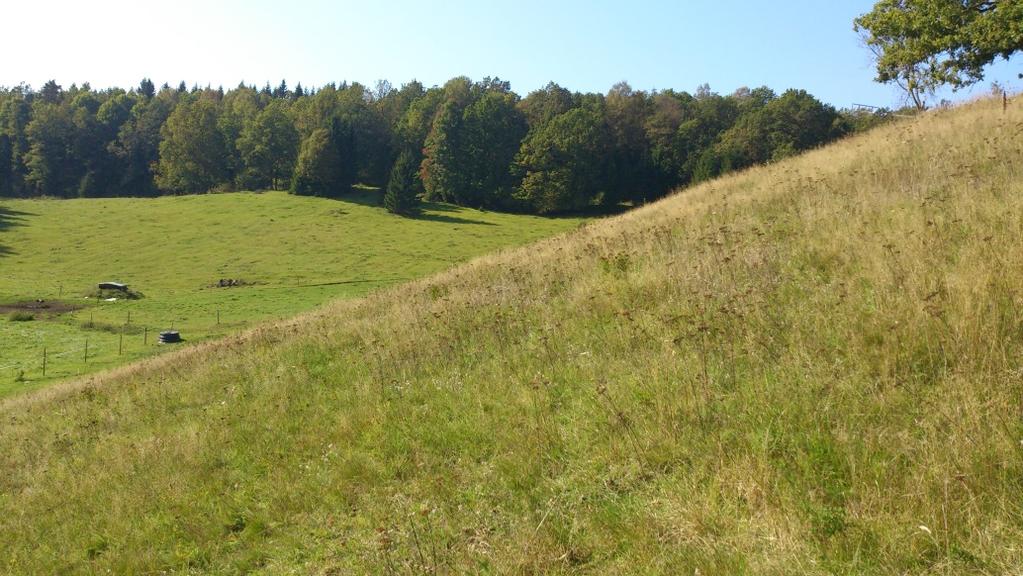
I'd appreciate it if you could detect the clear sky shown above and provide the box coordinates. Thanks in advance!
[5,0,1020,108]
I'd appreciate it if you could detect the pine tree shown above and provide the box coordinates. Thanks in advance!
[39,80,63,104]
[138,78,155,99]
[273,80,289,99]
[383,149,421,215]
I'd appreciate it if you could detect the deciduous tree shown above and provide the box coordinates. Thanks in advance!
[290,123,352,196]
[24,101,75,196]
[155,97,230,193]
[237,100,299,190]
[514,106,611,213]
[855,0,1023,109]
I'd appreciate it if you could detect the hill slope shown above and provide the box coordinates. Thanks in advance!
[0,190,581,395]
[2,98,1023,574]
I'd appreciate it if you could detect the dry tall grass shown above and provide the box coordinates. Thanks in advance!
[2,97,1022,574]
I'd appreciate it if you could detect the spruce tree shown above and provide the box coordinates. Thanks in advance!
[273,80,289,99]
[138,78,155,99]
[384,149,421,215]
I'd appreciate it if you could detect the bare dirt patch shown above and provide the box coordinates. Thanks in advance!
[0,300,82,319]
[209,278,256,289]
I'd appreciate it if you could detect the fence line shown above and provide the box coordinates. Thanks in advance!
[3,329,155,379]
[3,308,228,381]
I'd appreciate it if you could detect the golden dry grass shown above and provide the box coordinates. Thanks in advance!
[1,96,1022,574]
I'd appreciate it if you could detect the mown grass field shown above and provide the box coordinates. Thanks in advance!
[2,97,1022,574]
[0,190,583,396]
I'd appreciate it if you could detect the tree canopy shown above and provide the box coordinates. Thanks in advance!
[855,0,1023,108]
[155,97,229,193]
[237,100,299,190]
[290,126,346,196]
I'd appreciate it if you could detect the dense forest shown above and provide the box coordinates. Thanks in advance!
[0,77,892,214]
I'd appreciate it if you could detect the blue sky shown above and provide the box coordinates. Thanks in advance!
[5,0,1020,108]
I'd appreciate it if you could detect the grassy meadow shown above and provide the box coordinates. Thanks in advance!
[0,190,583,396]
[2,97,1023,574]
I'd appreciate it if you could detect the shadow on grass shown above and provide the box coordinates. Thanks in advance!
[316,187,498,226]
[0,206,32,232]
[318,186,383,208]
[411,208,496,226]
[419,202,461,213]
[314,184,630,224]
[0,206,33,258]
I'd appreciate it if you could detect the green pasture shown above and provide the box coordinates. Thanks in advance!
[0,190,582,396]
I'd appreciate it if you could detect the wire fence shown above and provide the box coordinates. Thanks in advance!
[3,328,155,380]
[2,308,231,383]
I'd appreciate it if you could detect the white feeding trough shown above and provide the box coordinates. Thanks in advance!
[98,282,129,292]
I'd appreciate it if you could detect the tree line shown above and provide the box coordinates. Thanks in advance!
[0,77,893,214]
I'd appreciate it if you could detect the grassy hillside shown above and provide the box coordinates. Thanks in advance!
[2,97,1022,574]
[0,190,582,396]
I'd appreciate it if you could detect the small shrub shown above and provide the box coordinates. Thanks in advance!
[9,312,34,322]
